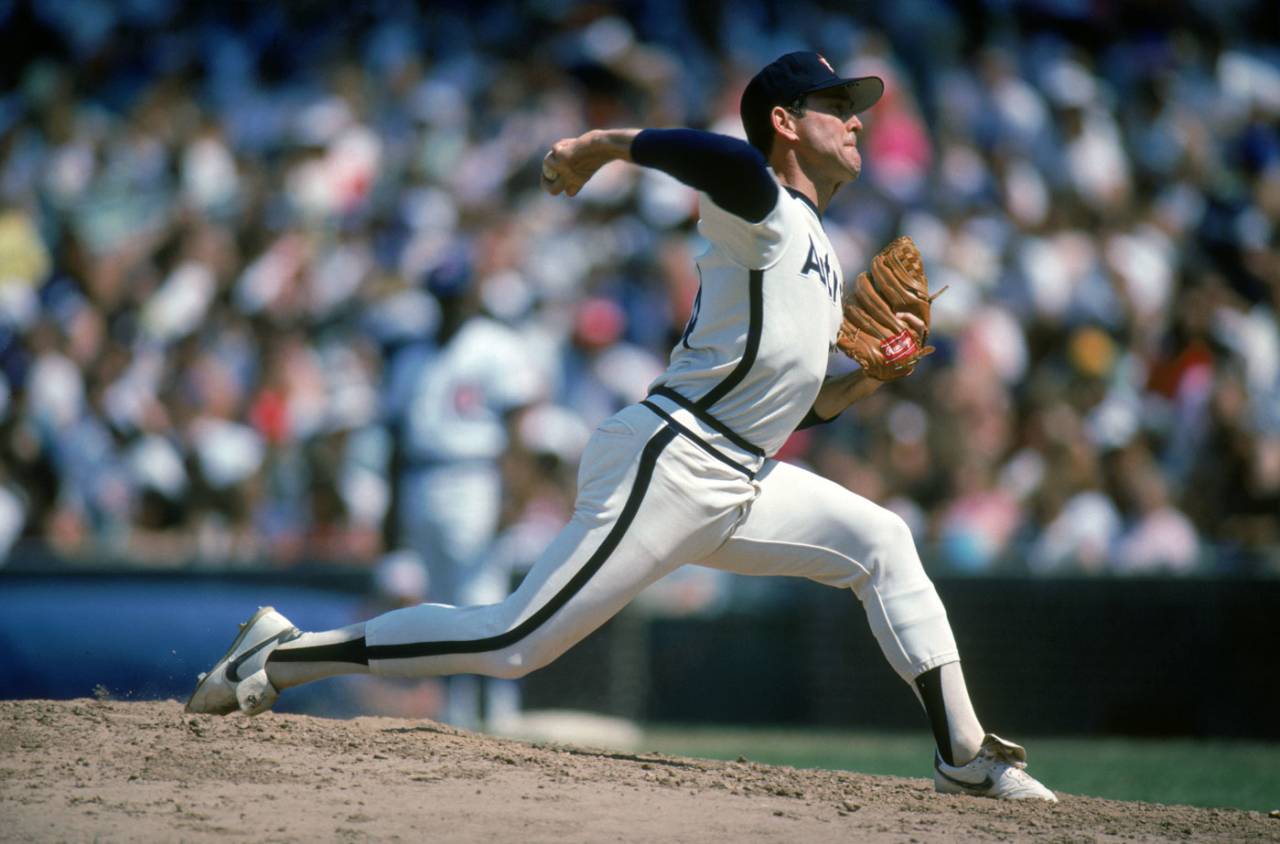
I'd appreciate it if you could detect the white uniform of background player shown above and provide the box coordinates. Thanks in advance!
[398,315,542,607]
[189,52,1056,803]
[395,296,542,727]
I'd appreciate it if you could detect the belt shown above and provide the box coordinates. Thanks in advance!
[642,388,765,479]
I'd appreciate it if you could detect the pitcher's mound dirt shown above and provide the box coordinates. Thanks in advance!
[1,699,1275,843]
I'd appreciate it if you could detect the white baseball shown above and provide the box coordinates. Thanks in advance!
[542,162,559,182]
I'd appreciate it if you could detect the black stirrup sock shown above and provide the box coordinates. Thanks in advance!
[270,636,369,666]
[915,666,955,766]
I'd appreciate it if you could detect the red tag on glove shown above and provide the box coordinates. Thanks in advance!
[880,330,920,364]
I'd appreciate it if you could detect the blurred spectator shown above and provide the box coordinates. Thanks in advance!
[557,295,665,428]
[0,0,1277,581]
[1111,449,1201,575]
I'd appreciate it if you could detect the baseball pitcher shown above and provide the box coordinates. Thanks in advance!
[186,52,1055,802]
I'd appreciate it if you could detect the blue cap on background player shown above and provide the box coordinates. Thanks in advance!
[740,51,884,155]
[424,242,472,300]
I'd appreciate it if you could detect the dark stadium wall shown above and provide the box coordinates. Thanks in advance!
[2,571,1276,739]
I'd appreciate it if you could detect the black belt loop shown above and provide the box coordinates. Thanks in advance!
[649,385,765,458]
[640,401,757,479]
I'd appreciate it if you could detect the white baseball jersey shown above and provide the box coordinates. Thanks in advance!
[402,315,544,463]
[397,315,544,608]
[652,183,844,457]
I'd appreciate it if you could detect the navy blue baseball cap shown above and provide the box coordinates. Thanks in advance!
[740,52,884,154]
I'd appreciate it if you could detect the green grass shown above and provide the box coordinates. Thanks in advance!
[640,727,1280,813]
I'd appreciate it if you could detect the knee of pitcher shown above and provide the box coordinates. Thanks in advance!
[867,511,925,574]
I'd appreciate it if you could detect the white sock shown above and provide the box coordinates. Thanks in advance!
[913,661,986,766]
[938,661,985,764]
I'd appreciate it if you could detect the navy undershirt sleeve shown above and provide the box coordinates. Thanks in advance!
[630,129,778,223]
[795,406,838,430]
[795,375,847,430]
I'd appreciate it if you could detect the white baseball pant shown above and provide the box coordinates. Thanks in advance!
[366,398,959,684]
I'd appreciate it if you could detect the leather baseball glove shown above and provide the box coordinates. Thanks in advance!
[836,236,944,381]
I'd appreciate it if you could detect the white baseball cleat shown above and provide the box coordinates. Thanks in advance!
[184,606,300,716]
[933,734,1058,802]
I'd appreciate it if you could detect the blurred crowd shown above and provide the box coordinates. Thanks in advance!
[1,0,1278,586]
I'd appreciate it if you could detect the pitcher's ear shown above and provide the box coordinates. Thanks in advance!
[771,105,800,143]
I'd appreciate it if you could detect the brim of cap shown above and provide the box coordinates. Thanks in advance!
[802,75,884,114]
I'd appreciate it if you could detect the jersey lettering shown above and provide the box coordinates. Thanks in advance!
[452,382,484,415]
[801,235,838,303]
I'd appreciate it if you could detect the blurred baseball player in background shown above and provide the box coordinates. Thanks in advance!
[385,248,542,728]
[187,52,1056,802]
